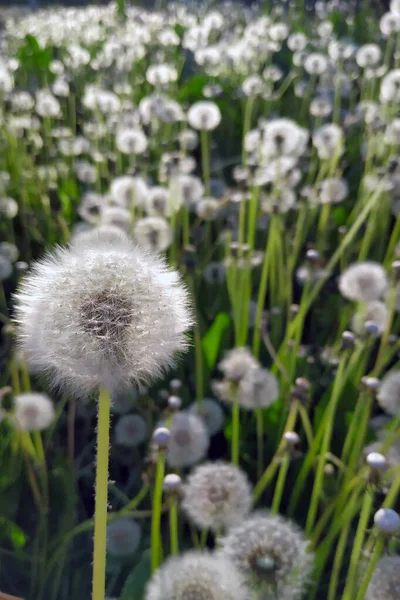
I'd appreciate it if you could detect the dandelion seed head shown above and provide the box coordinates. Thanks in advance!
[13,393,55,432]
[145,550,250,600]
[187,101,221,131]
[133,216,172,251]
[351,301,389,336]
[187,398,224,436]
[219,512,314,600]
[218,347,259,383]
[161,412,209,468]
[114,414,148,447]
[365,555,400,600]
[377,370,400,415]
[339,262,388,302]
[14,236,192,395]
[107,518,141,557]
[182,461,252,532]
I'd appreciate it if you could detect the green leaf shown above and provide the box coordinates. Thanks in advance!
[178,73,210,102]
[0,518,26,549]
[120,550,151,600]
[201,312,231,369]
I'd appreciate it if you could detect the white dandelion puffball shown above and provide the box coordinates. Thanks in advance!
[133,217,172,252]
[182,462,252,531]
[187,101,221,131]
[161,412,209,468]
[187,398,224,436]
[318,178,349,204]
[100,206,131,233]
[313,124,343,161]
[114,414,148,447]
[339,262,388,302]
[377,370,400,415]
[13,393,55,432]
[218,347,259,382]
[145,551,250,600]
[365,555,400,600]
[14,235,193,395]
[351,301,389,336]
[106,518,141,557]
[116,128,148,155]
[380,69,400,104]
[238,367,279,410]
[219,512,314,600]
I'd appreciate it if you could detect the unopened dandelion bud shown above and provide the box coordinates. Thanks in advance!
[163,473,182,494]
[364,320,380,336]
[361,376,380,392]
[324,463,335,477]
[374,508,400,535]
[169,379,182,393]
[341,330,356,349]
[152,427,170,449]
[15,261,29,274]
[306,249,320,264]
[168,395,182,411]
[367,452,388,472]
[284,431,300,449]
[391,260,400,279]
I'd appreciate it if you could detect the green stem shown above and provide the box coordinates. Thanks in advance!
[327,513,352,600]
[342,489,374,600]
[169,498,179,556]
[92,387,111,600]
[201,130,210,196]
[305,355,348,536]
[271,455,289,515]
[354,537,385,600]
[151,450,165,573]
[231,398,240,466]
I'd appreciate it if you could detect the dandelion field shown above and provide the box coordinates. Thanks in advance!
[0,1,400,599]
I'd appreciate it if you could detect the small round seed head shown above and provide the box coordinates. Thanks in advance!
[152,426,170,449]
[162,412,209,468]
[163,473,182,493]
[365,555,400,600]
[306,249,320,263]
[187,398,225,436]
[339,262,388,302]
[284,431,300,449]
[219,512,314,600]
[12,393,55,431]
[364,320,382,337]
[182,462,252,532]
[362,377,381,392]
[14,236,193,396]
[218,347,259,383]
[114,414,148,447]
[106,518,141,557]
[236,368,279,410]
[168,395,182,411]
[342,330,356,349]
[377,370,400,415]
[366,452,388,471]
[374,508,400,534]
[145,550,250,600]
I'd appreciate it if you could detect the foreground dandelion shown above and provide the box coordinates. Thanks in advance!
[365,555,400,600]
[219,512,314,600]
[13,233,192,600]
[182,461,252,532]
[145,551,250,600]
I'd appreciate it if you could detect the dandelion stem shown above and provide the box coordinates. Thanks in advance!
[201,130,210,196]
[151,449,165,573]
[271,454,289,515]
[354,536,385,600]
[169,497,179,556]
[231,398,240,466]
[92,387,111,600]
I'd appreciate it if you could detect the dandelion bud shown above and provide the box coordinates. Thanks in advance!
[163,473,182,494]
[152,427,170,449]
[364,320,380,336]
[341,330,356,349]
[366,452,388,472]
[306,249,320,264]
[284,431,300,449]
[168,395,182,411]
[361,376,380,392]
[324,463,335,476]
[391,260,400,279]
[169,379,182,393]
[374,508,400,534]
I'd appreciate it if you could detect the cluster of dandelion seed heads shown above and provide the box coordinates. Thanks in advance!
[181,462,252,532]
[14,235,193,395]
[219,512,314,600]
[145,551,250,600]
